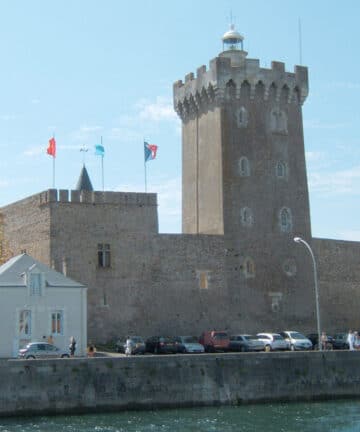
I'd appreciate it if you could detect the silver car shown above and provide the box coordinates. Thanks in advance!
[18,342,70,359]
[176,336,205,353]
[256,333,288,352]
[280,331,313,351]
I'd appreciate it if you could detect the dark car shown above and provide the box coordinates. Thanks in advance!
[115,336,146,355]
[306,333,334,350]
[145,336,179,354]
[332,333,349,350]
[229,334,265,352]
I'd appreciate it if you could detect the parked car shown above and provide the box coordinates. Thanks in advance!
[256,333,288,352]
[332,333,349,350]
[176,336,205,353]
[18,342,70,359]
[145,336,179,354]
[199,331,230,352]
[306,333,334,350]
[229,334,265,352]
[115,336,146,355]
[280,331,312,351]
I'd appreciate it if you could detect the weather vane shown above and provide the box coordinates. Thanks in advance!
[80,145,89,164]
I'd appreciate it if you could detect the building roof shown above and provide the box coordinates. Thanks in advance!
[0,254,85,288]
[75,164,93,191]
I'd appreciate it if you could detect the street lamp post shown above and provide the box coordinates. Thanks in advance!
[294,236,322,351]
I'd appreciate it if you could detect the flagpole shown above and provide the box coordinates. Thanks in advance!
[144,139,147,193]
[52,133,55,188]
[101,136,104,191]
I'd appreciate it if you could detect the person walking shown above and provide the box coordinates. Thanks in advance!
[69,336,76,357]
[125,337,133,356]
[347,330,355,351]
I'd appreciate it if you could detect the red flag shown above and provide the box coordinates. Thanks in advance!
[47,137,56,157]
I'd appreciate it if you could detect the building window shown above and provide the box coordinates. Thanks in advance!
[19,310,31,336]
[243,257,255,279]
[29,273,42,296]
[282,259,297,277]
[240,207,253,227]
[239,157,250,177]
[197,270,209,289]
[98,243,111,268]
[51,311,63,335]
[270,109,288,134]
[236,106,248,128]
[276,161,287,179]
[279,207,292,233]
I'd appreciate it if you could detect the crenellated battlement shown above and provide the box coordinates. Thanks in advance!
[173,52,308,122]
[37,189,158,207]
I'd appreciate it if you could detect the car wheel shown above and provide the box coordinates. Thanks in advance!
[26,355,35,359]
[265,345,271,352]
[61,354,70,358]
[290,344,295,351]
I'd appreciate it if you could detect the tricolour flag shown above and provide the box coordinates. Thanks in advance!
[47,137,56,157]
[95,144,105,156]
[144,141,158,162]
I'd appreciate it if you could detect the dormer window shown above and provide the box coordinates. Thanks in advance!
[26,268,45,296]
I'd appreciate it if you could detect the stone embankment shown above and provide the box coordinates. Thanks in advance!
[1,351,359,417]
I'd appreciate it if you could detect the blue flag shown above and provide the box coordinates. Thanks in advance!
[144,142,158,162]
[95,144,105,156]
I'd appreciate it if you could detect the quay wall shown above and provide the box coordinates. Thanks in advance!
[1,352,360,417]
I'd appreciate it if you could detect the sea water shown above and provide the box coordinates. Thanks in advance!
[1,400,360,432]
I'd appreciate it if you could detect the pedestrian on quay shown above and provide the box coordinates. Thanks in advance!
[347,330,355,351]
[87,343,96,357]
[69,336,77,357]
[125,336,133,356]
[354,331,360,350]
[320,331,327,351]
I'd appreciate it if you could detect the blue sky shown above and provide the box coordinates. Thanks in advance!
[0,1,359,240]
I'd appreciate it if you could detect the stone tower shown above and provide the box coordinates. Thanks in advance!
[174,26,315,327]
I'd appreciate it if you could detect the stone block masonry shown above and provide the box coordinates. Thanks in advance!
[1,352,360,417]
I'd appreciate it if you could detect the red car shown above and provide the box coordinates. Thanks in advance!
[199,331,230,352]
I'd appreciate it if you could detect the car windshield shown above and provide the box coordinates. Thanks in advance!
[182,336,198,343]
[273,335,284,341]
[131,337,143,343]
[245,335,258,341]
[214,333,228,340]
[290,332,306,340]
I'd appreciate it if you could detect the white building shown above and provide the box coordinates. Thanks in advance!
[0,253,87,357]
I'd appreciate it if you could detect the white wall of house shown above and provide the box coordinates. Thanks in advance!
[0,285,87,358]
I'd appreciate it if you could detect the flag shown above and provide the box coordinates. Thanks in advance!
[47,137,56,157]
[95,144,105,156]
[144,141,158,162]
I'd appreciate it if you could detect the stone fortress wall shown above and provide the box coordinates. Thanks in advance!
[0,34,359,342]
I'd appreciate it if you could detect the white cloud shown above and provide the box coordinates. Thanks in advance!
[304,119,351,130]
[23,146,45,157]
[70,125,103,142]
[114,176,181,233]
[308,165,360,196]
[336,230,360,242]
[305,151,325,162]
[325,81,360,90]
[137,96,178,122]
[0,114,16,121]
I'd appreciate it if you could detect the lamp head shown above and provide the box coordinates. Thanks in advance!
[294,236,302,243]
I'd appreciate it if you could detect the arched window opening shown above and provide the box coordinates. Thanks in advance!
[240,207,253,227]
[239,157,250,177]
[236,106,248,128]
[279,207,292,233]
[243,257,255,278]
[270,109,288,134]
[276,161,287,178]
